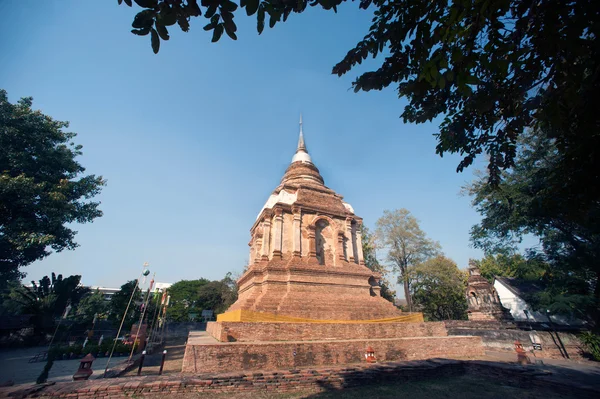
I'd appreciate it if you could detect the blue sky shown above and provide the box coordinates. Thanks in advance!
[0,1,486,295]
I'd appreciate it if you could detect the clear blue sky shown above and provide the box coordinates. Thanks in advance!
[0,1,485,295]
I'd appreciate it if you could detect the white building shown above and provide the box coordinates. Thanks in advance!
[493,277,549,323]
[88,282,172,301]
[494,277,585,326]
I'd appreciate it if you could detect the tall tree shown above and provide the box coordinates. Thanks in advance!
[467,127,600,324]
[109,280,142,329]
[0,90,105,283]
[362,226,395,303]
[375,209,440,312]
[118,1,600,188]
[75,289,108,324]
[4,272,88,337]
[410,255,468,321]
[166,278,210,321]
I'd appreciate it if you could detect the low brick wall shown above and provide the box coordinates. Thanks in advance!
[207,321,447,342]
[182,335,483,373]
[445,324,584,359]
[445,320,515,330]
[4,359,598,398]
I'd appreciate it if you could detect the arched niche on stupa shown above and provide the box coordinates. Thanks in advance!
[468,291,479,308]
[315,219,334,265]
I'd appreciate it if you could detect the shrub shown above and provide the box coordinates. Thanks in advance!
[579,331,600,361]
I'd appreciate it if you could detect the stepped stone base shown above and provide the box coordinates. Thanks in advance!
[230,263,404,320]
[182,331,484,373]
[207,320,446,342]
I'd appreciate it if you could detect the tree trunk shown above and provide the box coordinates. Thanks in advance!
[593,270,600,333]
[402,268,412,312]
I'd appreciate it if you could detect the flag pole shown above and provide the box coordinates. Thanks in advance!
[129,272,155,361]
[103,263,148,377]
[147,288,163,347]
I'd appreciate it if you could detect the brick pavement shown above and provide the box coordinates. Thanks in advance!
[1,356,599,399]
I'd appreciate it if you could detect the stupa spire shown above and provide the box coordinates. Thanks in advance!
[292,114,312,164]
[297,114,306,151]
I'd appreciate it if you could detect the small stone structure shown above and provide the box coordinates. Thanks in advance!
[466,261,514,322]
[183,120,484,373]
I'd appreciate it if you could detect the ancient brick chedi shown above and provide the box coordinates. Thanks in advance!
[182,120,484,374]
[224,118,401,321]
[466,261,514,322]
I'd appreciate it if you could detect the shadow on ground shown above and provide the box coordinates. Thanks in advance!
[124,336,187,376]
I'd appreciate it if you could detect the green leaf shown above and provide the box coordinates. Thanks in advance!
[124,0,133,6]
[222,0,238,12]
[155,22,169,41]
[131,27,151,36]
[246,0,259,16]
[203,23,214,31]
[159,9,177,26]
[134,0,157,7]
[269,13,278,28]
[177,15,190,32]
[151,28,160,54]
[465,75,479,85]
[132,10,156,29]
[226,29,238,40]
[224,19,237,34]
[283,8,292,22]
[446,70,454,82]
[187,0,201,16]
[205,5,217,18]
[439,76,446,90]
[257,6,265,34]
[212,24,224,42]
[118,0,123,5]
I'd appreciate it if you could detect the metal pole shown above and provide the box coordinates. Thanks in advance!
[104,270,143,377]
[137,350,146,376]
[158,350,167,375]
[129,273,155,361]
[148,291,162,346]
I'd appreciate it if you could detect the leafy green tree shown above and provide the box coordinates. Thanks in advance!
[362,226,395,303]
[0,90,105,283]
[118,1,599,189]
[109,280,142,329]
[166,274,237,320]
[219,271,238,309]
[75,289,108,324]
[375,209,440,312]
[472,253,547,284]
[3,273,88,337]
[166,278,209,321]
[198,273,238,315]
[410,255,468,321]
[466,127,600,324]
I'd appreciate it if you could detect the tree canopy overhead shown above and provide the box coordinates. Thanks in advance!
[119,0,600,189]
[467,126,599,323]
[0,90,105,282]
